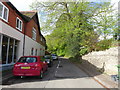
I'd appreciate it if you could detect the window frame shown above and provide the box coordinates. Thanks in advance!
[1,34,19,65]
[16,17,23,31]
[0,2,9,22]
[32,28,36,40]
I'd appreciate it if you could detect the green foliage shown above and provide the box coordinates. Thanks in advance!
[30,1,118,58]
[79,48,89,56]
[95,39,113,51]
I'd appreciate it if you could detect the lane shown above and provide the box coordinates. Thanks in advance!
[2,60,59,88]
[2,57,105,88]
[45,57,104,88]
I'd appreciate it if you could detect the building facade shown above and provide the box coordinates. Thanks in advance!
[0,1,46,81]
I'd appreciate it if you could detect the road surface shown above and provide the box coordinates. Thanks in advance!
[2,57,105,88]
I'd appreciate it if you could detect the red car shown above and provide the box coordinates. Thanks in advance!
[13,56,48,78]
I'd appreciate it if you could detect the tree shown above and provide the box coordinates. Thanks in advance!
[30,1,118,57]
[90,2,118,39]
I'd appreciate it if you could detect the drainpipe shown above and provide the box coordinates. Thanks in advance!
[23,23,26,56]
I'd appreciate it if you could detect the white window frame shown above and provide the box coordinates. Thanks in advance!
[0,2,9,22]
[16,17,23,31]
[32,28,36,40]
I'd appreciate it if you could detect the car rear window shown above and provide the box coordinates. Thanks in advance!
[18,57,37,63]
[44,55,50,59]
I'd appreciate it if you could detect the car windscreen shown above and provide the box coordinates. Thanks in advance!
[18,57,37,63]
[44,56,50,59]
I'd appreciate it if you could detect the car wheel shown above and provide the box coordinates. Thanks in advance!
[40,70,43,79]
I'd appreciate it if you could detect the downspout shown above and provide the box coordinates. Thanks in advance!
[23,22,26,56]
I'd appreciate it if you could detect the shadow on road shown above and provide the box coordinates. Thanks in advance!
[75,59,105,77]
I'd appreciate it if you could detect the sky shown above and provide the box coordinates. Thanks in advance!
[9,0,119,36]
[9,0,119,11]
[9,0,34,11]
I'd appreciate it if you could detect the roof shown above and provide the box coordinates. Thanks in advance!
[20,11,46,43]
[6,2,28,22]
[20,11,36,20]
[6,2,46,46]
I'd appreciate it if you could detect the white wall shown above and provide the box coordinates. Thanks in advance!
[0,21,24,60]
[0,20,45,60]
[24,35,45,56]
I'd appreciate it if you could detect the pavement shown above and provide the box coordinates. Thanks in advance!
[70,58,119,89]
[0,69,13,85]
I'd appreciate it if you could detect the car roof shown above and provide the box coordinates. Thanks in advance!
[51,54,57,55]
[21,56,42,58]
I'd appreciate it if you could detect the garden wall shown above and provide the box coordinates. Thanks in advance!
[82,47,119,75]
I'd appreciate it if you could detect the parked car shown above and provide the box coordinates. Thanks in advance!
[44,55,53,67]
[13,56,48,79]
[51,54,58,60]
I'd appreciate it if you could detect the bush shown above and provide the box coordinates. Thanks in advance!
[95,39,113,51]
[79,48,89,55]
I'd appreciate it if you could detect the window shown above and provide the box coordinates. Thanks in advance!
[0,3,3,17]
[18,57,37,63]
[35,49,37,56]
[31,48,34,56]
[0,34,2,64]
[0,2,9,22]
[32,28,36,40]
[2,35,8,64]
[8,38,14,63]
[16,17,22,31]
[14,40,18,63]
[1,35,19,65]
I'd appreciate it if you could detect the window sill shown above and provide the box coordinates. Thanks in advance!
[0,17,8,23]
[16,27,22,32]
